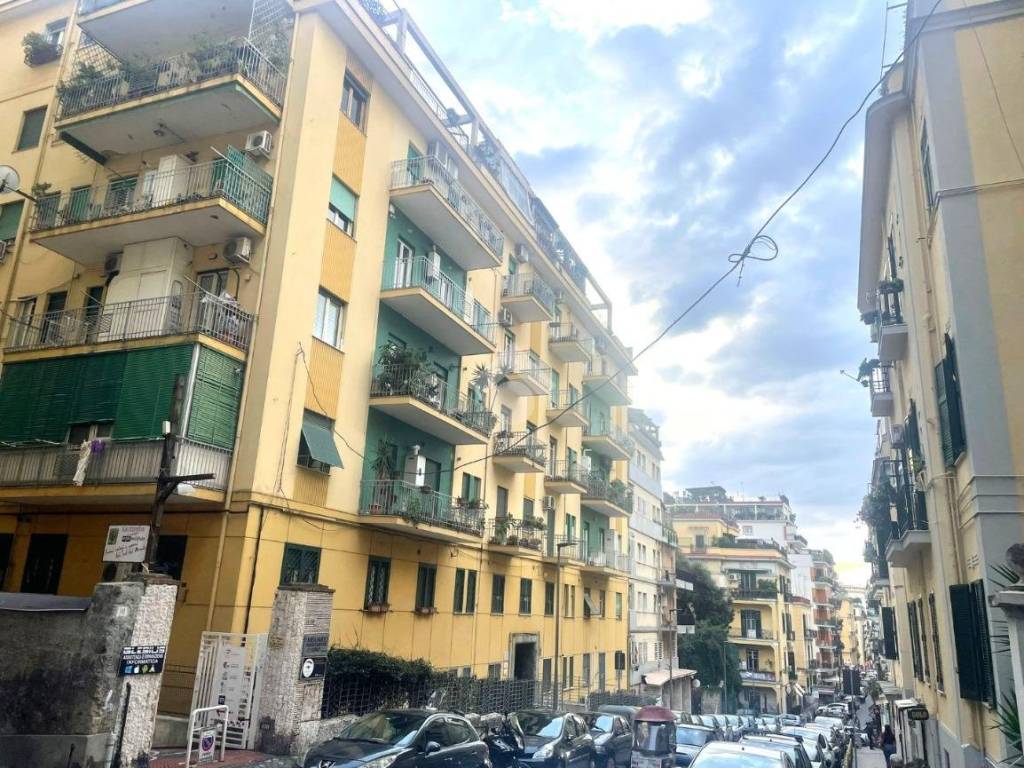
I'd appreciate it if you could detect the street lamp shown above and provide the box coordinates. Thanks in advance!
[552,539,576,712]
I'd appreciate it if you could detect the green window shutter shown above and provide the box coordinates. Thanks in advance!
[934,360,953,466]
[0,362,43,442]
[300,410,342,468]
[186,347,243,449]
[114,346,193,439]
[28,357,81,442]
[0,201,24,241]
[970,580,996,706]
[881,606,898,660]
[329,176,357,221]
[71,352,126,424]
[944,335,966,460]
[949,583,983,701]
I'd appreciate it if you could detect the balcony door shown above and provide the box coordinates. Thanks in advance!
[20,534,67,594]
[394,240,414,288]
[741,609,762,638]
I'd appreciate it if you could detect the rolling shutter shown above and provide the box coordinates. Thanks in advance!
[186,347,243,449]
[114,346,193,439]
[27,357,80,442]
[330,176,357,222]
[0,201,24,241]
[70,352,126,424]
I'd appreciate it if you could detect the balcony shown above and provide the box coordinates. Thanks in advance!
[389,157,503,271]
[496,350,550,397]
[500,271,556,323]
[872,284,908,362]
[580,546,630,576]
[0,438,229,504]
[886,496,930,568]
[739,670,777,685]
[369,364,495,445]
[55,38,286,156]
[380,255,496,355]
[546,389,589,429]
[359,479,483,543]
[492,431,547,473]
[30,158,271,265]
[4,292,254,356]
[581,473,633,518]
[582,423,634,461]
[485,517,546,556]
[733,588,778,602]
[729,629,776,643]
[867,364,894,417]
[547,323,593,363]
[583,359,630,406]
[544,460,588,495]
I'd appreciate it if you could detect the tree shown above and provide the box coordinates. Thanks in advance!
[677,560,733,627]
[679,623,742,710]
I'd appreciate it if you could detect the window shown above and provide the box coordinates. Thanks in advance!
[460,473,481,503]
[313,289,345,348]
[550,369,560,405]
[40,290,67,343]
[523,497,534,519]
[328,176,357,235]
[454,568,477,613]
[364,557,390,608]
[16,107,46,151]
[949,580,995,705]
[487,663,501,680]
[615,591,623,620]
[496,486,509,518]
[542,658,552,692]
[544,581,555,616]
[935,335,966,467]
[67,421,113,445]
[583,587,592,619]
[920,121,936,210]
[341,74,368,130]
[582,653,591,686]
[415,564,437,611]
[929,593,944,691]
[280,543,320,585]
[45,18,67,47]
[491,573,505,613]
[0,533,12,589]
[297,410,343,472]
[153,535,187,581]
[907,602,923,680]
[519,578,532,614]
[0,200,24,245]
[9,296,35,347]
[20,534,66,594]
[599,589,606,618]
[918,599,930,682]
[746,648,759,671]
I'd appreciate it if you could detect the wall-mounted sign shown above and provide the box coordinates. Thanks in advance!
[299,656,326,680]
[103,525,150,563]
[907,706,929,721]
[118,645,166,676]
[301,632,329,657]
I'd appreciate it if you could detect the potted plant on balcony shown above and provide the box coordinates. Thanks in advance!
[856,357,881,387]
[22,32,61,67]
[490,517,509,545]
[878,277,904,295]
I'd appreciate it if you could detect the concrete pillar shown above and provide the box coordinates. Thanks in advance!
[256,584,334,755]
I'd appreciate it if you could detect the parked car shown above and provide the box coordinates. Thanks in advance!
[723,715,746,740]
[779,728,831,768]
[673,712,694,726]
[516,710,596,768]
[778,714,802,727]
[741,735,814,768]
[674,724,717,767]
[689,741,794,768]
[692,715,725,740]
[813,717,845,731]
[598,705,642,728]
[582,712,632,768]
[303,709,488,768]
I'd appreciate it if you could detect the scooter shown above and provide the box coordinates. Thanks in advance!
[479,712,525,768]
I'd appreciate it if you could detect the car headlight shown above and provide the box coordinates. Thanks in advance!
[534,742,555,760]
[363,754,400,768]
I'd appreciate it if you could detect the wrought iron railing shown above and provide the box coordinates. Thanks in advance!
[30,158,272,231]
[545,460,588,487]
[359,479,483,535]
[868,365,892,397]
[582,422,635,455]
[381,254,495,342]
[730,629,776,641]
[733,588,778,601]
[739,670,777,682]
[496,350,550,387]
[502,271,556,315]
[581,472,633,513]
[5,292,254,353]
[389,156,504,257]
[485,517,546,551]
[584,358,630,398]
[369,364,495,437]
[548,322,592,350]
[57,37,286,119]
[493,430,547,465]
[0,438,230,489]
[547,389,588,421]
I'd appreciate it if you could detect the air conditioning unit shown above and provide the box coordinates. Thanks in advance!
[405,454,427,486]
[103,252,122,277]
[889,424,905,447]
[245,130,273,158]
[427,140,458,179]
[512,243,530,263]
[224,237,253,265]
[426,248,441,281]
[727,572,740,582]
[498,308,514,327]
[542,495,556,511]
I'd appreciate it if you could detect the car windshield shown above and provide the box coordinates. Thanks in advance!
[634,722,674,752]
[693,751,780,768]
[748,742,798,764]
[677,727,712,747]
[341,712,426,746]
[519,713,564,738]
[590,715,616,733]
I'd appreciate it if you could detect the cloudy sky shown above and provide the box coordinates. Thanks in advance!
[399,0,890,584]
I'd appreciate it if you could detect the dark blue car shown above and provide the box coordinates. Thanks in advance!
[516,710,596,768]
[674,724,716,766]
[303,709,489,768]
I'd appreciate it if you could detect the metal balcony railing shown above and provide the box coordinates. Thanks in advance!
[389,156,504,257]
[497,350,550,385]
[733,588,778,600]
[369,364,495,437]
[502,271,556,315]
[581,472,633,513]
[545,460,588,486]
[5,292,255,353]
[493,430,547,465]
[548,389,588,420]
[0,438,230,489]
[30,158,272,231]
[868,365,892,397]
[729,628,776,641]
[485,516,547,551]
[584,358,630,396]
[547,323,591,348]
[359,479,483,535]
[739,670,777,682]
[583,422,635,454]
[56,37,287,120]
[382,254,495,342]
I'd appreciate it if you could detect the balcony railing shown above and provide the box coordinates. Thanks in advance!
[359,479,483,535]
[730,629,776,641]
[583,422,635,454]
[382,254,494,342]
[733,588,778,601]
[545,460,588,486]
[485,517,546,551]
[502,271,557,315]
[5,292,254,353]
[584,358,630,398]
[0,438,229,490]
[389,156,504,257]
[30,158,272,232]
[868,365,892,397]
[497,350,550,385]
[493,430,547,465]
[548,389,588,419]
[739,670,777,682]
[548,323,591,347]
[56,37,287,120]
[369,364,495,437]
[581,472,633,513]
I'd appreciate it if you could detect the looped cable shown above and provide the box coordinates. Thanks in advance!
[728,234,779,284]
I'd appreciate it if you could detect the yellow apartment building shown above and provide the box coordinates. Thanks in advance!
[0,0,636,715]
[856,1,1024,766]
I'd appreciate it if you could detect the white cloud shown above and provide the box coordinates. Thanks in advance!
[500,0,712,43]
[676,53,724,98]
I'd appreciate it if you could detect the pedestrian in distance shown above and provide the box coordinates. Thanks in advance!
[881,724,897,768]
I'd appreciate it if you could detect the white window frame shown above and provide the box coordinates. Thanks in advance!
[313,288,345,349]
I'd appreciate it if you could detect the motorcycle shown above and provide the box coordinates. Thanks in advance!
[479,712,526,768]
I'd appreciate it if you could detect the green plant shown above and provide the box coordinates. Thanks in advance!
[991,691,1021,754]
[860,481,894,530]
[369,438,394,480]
[187,35,236,75]
[857,357,881,386]
[878,277,904,294]
[22,32,61,66]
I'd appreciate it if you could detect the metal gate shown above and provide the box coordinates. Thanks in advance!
[190,632,267,749]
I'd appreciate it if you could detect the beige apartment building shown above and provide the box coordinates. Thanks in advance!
[0,0,637,715]
[857,1,1023,766]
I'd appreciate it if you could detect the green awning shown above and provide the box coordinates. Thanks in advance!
[329,176,357,221]
[301,411,343,468]
[0,201,24,241]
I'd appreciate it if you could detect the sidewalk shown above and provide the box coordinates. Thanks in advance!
[856,747,887,768]
[149,750,300,768]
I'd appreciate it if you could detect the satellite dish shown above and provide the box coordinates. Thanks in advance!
[0,166,21,195]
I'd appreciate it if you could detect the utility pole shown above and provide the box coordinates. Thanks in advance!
[552,539,574,712]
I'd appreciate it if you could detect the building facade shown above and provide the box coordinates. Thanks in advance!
[0,0,636,714]
[856,1,1024,766]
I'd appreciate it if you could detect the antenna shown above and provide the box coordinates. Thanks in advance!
[0,166,37,203]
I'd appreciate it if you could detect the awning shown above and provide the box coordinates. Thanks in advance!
[300,411,343,468]
[643,668,697,687]
[895,698,921,709]
[792,684,806,697]
[583,592,599,616]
